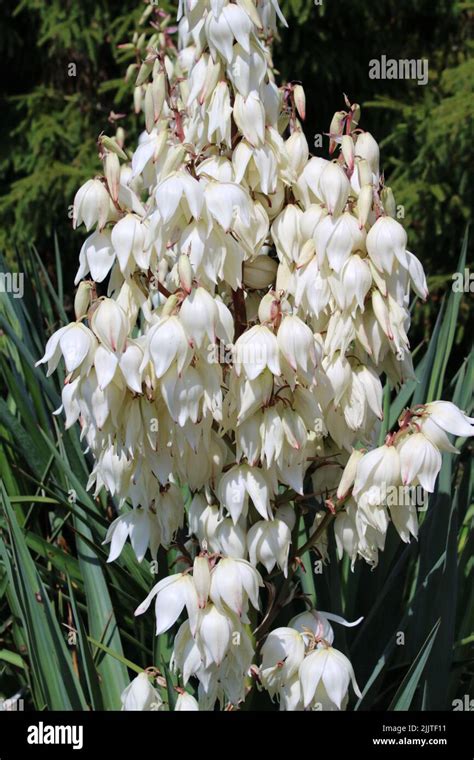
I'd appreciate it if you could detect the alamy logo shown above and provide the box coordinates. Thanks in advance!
[0,272,24,299]
[0,696,24,711]
[27,721,84,750]
[452,268,473,293]
[369,55,428,85]
[452,695,474,711]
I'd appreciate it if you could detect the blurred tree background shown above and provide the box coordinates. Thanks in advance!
[0,0,472,340]
[0,0,147,298]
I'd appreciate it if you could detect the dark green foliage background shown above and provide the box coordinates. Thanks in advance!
[0,0,143,281]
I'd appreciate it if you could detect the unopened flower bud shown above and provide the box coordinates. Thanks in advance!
[286,131,309,176]
[145,84,155,134]
[293,84,306,121]
[329,111,346,154]
[100,135,127,161]
[115,127,126,149]
[296,239,316,268]
[136,58,154,87]
[199,60,221,104]
[341,135,355,174]
[371,290,393,340]
[356,132,380,176]
[136,32,146,50]
[178,254,193,294]
[337,449,364,499]
[357,184,373,228]
[258,291,280,324]
[351,103,361,126]
[161,293,180,317]
[357,158,373,188]
[243,255,278,289]
[74,281,93,320]
[151,71,166,122]
[133,86,142,115]
[140,4,154,23]
[381,187,396,218]
[125,63,138,83]
[105,152,120,202]
[193,556,211,608]
[237,0,263,27]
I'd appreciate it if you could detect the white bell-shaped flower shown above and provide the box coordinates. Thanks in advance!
[261,627,305,695]
[36,323,97,376]
[424,401,474,438]
[135,572,199,635]
[209,557,262,617]
[247,515,292,575]
[73,178,110,231]
[318,162,350,217]
[366,216,408,273]
[91,298,129,355]
[217,464,274,522]
[398,432,442,493]
[277,315,317,378]
[233,91,266,147]
[353,444,401,501]
[76,230,115,284]
[299,645,362,709]
[175,691,199,711]
[155,170,204,224]
[146,315,193,378]
[121,673,163,711]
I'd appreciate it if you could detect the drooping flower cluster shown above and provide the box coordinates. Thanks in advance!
[261,610,363,710]
[334,401,474,566]
[136,555,261,709]
[38,0,473,710]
